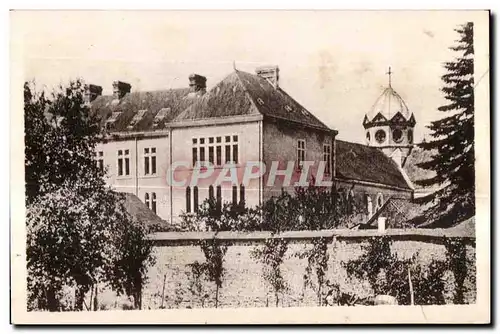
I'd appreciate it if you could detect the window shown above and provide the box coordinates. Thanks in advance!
[152,192,157,214]
[193,186,199,213]
[297,139,306,168]
[96,151,104,171]
[366,195,373,217]
[145,192,157,214]
[375,130,386,144]
[323,144,331,175]
[392,129,403,143]
[144,147,157,175]
[257,97,264,105]
[239,184,245,206]
[186,187,191,213]
[408,129,414,144]
[209,185,214,200]
[366,131,371,142]
[232,185,238,205]
[117,149,130,176]
[193,135,238,166]
[216,186,222,212]
[376,193,384,210]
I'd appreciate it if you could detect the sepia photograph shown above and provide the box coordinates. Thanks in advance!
[9,10,490,324]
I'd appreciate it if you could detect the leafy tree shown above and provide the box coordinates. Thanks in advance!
[25,80,154,311]
[416,22,475,227]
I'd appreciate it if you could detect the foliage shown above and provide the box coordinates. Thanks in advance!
[24,80,104,205]
[344,237,447,305]
[180,197,262,232]
[444,237,469,304]
[196,238,228,308]
[295,237,330,306]
[250,237,289,307]
[25,81,154,311]
[107,197,156,310]
[415,22,475,227]
[186,261,210,308]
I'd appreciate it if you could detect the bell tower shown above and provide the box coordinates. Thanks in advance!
[363,67,416,167]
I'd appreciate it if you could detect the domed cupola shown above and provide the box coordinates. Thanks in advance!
[363,67,416,167]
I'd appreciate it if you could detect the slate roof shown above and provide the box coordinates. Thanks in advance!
[366,86,412,122]
[90,88,193,132]
[174,70,331,131]
[360,197,425,229]
[403,145,438,189]
[120,192,175,231]
[335,140,412,190]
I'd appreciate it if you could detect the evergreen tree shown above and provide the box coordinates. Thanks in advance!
[416,22,475,227]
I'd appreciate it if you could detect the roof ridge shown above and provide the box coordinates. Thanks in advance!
[233,70,263,116]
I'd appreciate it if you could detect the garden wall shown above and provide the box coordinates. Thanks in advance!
[138,229,476,309]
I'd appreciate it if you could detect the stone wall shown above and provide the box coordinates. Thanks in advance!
[139,230,476,310]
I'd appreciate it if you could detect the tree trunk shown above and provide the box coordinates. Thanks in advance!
[45,287,59,312]
[75,286,85,311]
[215,285,219,308]
[93,285,99,311]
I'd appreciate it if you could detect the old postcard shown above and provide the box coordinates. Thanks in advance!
[10,10,490,324]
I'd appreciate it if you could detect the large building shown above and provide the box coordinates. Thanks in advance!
[90,65,416,225]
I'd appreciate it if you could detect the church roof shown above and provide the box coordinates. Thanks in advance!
[174,70,331,131]
[335,140,412,190]
[365,86,412,123]
[90,88,194,132]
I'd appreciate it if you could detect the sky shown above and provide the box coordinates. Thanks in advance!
[12,10,489,143]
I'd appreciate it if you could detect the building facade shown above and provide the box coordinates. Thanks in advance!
[90,66,415,226]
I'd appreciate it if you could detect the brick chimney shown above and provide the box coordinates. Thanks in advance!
[84,84,103,104]
[189,74,207,96]
[256,65,279,88]
[112,81,131,99]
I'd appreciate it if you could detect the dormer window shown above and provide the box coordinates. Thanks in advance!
[257,98,264,105]
[128,109,147,130]
[285,105,293,112]
[301,109,309,117]
[153,107,170,127]
[105,111,122,130]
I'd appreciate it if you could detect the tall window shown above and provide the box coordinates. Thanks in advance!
[366,195,373,217]
[152,192,157,214]
[216,137,222,165]
[209,185,214,200]
[192,135,238,166]
[117,149,130,176]
[232,185,238,205]
[144,147,157,175]
[376,193,384,210]
[216,185,222,212]
[96,151,104,171]
[297,139,306,168]
[193,186,199,213]
[323,144,331,175]
[239,184,245,207]
[186,187,191,213]
[192,138,198,167]
[144,192,157,214]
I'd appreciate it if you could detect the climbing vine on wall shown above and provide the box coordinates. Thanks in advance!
[295,237,330,306]
[344,236,448,305]
[251,237,289,307]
